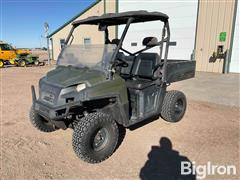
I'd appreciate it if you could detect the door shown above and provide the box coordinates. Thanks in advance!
[195,0,236,73]
[0,44,16,61]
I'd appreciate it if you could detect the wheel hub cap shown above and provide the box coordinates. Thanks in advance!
[175,99,184,115]
[93,128,108,151]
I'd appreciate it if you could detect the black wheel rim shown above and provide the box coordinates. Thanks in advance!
[93,128,109,151]
[174,98,184,116]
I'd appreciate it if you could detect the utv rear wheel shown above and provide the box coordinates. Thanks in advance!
[29,106,56,132]
[72,112,119,163]
[34,60,39,66]
[161,90,186,122]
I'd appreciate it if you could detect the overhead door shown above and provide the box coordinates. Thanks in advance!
[118,0,198,60]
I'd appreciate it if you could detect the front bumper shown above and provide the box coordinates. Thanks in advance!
[31,85,81,129]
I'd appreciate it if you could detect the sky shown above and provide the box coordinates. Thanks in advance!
[0,0,95,48]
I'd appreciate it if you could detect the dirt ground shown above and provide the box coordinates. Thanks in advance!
[0,66,239,180]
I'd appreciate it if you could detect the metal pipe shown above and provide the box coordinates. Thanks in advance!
[111,17,134,63]
[159,23,166,62]
[162,21,170,83]
[108,18,134,80]
[104,28,110,44]
[120,47,133,56]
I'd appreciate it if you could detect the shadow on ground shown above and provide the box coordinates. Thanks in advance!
[140,137,196,180]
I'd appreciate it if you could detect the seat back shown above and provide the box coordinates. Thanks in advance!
[131,53,159,79]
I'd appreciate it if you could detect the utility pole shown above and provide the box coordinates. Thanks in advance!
[44,22,50,65]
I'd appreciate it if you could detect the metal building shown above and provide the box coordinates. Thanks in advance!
[48,0,239,73]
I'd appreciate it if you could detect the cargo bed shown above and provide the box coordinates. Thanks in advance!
[165,60,196,83]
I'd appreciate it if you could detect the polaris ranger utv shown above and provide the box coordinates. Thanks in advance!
[30,11,196,163]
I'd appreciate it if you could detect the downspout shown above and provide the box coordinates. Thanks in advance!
[50,38,54,60]
[104,0,106,43]
[104,0,106,14]
[193,0,200,61]
[115,0,119,39]
[224,0,238,73]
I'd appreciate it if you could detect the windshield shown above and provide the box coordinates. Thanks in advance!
[0,43,14,50]
[57,44,116,72]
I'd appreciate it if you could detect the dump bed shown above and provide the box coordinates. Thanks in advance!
[165,60,196,83]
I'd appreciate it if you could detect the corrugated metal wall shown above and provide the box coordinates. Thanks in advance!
[195,0,236,73]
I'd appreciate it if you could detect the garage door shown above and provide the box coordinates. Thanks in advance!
[118,0,198,60]
[230,2,239,73]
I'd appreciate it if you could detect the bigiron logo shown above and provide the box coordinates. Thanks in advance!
[181,161,237,179]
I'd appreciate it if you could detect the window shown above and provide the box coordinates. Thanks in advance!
[60,39,65,49]
[84,38,91,45]
[0,44,13,50]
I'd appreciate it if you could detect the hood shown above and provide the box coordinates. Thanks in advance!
[44,66,106,87]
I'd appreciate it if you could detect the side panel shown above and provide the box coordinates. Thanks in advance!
[0,50,16,61]
[126,85,166,127]
[84,75,128,105]
[82,75,129,125]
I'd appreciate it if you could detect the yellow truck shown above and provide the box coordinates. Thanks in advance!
[0,41,40,68]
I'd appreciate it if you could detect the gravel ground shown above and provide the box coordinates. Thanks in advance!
[0,66,239,180]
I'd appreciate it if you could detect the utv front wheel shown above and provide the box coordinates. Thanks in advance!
[19,60,26,67]
[29,106,56,132]
[72,112,119,163]
[161,90,186,122]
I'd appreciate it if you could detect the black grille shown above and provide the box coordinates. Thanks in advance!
[40,83,61,104]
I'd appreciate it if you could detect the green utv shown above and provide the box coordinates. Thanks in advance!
[30,11,196,163]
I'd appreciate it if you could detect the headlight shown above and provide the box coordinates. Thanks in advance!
[76,84,86,92]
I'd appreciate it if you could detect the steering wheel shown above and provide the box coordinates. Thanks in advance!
[115,57,128,67]
[153,63,163,79]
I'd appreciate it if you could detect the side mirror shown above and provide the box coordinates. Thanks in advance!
[169,41,177,46]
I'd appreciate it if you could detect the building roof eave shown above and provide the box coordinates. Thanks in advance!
[48,0,101,38]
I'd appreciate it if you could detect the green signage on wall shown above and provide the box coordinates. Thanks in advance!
[219,32,226,42]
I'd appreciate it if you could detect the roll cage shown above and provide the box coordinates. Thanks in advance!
[64,11,173,83]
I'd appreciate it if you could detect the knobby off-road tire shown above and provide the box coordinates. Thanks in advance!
[19,60,26,67]
[29,106,56,132]
[72,112,119,163]
[161,90,187,123]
